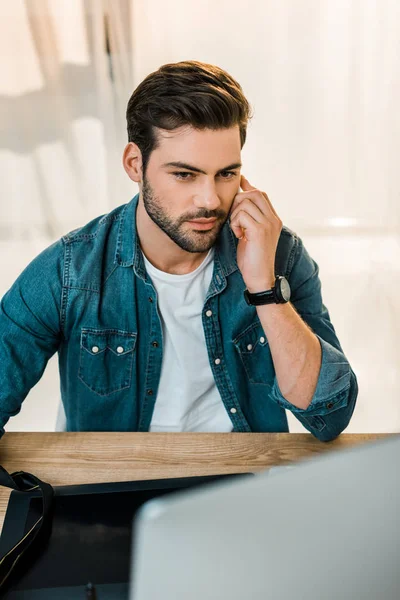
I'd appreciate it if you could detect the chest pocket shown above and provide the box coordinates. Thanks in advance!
[78,328,137,396]
[233,321,274,386]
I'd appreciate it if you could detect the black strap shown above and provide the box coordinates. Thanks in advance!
[0,466,54,592]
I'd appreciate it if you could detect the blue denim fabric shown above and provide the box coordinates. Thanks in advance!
[0,193,357,441]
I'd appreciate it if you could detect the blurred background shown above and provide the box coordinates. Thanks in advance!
[0,0,399,433]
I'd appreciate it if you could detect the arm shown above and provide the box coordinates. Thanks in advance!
[254,301,321,411]
[230,175,358,442]
[0,240,64,436]
[267,236,358,441]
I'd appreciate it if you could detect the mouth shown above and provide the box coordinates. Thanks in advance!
[187,218,218,231]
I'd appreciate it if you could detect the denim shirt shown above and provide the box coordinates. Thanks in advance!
[0,193,357,441]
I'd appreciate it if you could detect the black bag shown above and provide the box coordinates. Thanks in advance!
[0,466,54,593]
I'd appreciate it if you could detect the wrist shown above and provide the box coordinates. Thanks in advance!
[246,278,276,295]
[244,276,291,306]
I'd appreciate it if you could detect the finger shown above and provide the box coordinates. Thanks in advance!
[229,188,263,219]
[260,191,279,219]
[240,175,280,219]
[228,175,257,219]
[229,191,245,220]
[230,209,260,241]
[241,186,279,220]
[231,190,275,223]
[240,174,257,192]
[230,197,265,225]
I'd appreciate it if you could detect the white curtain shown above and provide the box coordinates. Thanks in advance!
[0,0,136,241]
[1,0,399,432]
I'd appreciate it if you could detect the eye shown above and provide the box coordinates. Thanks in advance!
[172,170,238,181]
[173,172,194,180]
[219,171,237,179]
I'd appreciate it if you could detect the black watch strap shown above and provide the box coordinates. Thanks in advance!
[244,288,277,306]
[244,276,290,306]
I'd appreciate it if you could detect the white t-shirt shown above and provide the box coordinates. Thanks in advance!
[142,248,233,432]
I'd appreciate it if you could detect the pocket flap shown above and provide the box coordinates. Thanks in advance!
[233,321,268,354]
[81,329,137,356]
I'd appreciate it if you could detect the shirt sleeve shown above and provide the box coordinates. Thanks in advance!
[0,240,64,437]
[270,235,358,442]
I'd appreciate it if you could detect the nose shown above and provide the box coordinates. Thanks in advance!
[193,180,221,212]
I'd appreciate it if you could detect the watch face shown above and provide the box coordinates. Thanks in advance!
[279,277,291,302]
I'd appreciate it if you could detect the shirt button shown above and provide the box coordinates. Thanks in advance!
[116,346,124,354]
[247,344,253,351]
[206,310,212,317]
[260,337,265,343]
[327,402,334,409]
[92,346,99,353]
[230,408,237,414]
[215,358,221,365]
[148,297,153,303]
[147,389,153,396]
[152,341,159,348]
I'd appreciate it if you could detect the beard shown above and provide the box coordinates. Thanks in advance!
[141,175,228,253]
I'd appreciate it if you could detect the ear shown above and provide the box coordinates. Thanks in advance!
[122,142,143,183]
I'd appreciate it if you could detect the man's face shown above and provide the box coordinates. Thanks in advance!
[141,125,242,253]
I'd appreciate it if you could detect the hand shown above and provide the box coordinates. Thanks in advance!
[229,175,282,294]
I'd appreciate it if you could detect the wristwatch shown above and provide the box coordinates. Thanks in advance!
[244,276,291,306]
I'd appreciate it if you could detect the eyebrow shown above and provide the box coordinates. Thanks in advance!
[162,161,242,174]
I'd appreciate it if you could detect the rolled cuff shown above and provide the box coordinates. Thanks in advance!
[271,335,352,416]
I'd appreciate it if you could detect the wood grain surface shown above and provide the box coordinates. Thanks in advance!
[0,432,395,532]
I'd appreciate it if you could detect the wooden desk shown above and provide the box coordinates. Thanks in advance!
[0,432,394,532]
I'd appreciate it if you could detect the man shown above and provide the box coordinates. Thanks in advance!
[0,60,357,441]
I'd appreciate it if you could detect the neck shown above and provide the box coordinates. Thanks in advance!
[136,199,209,275]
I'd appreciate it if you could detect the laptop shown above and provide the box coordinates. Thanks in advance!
[130,436,400,600]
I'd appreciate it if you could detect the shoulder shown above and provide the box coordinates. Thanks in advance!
[60,202,131,290]
[61,202,127,245]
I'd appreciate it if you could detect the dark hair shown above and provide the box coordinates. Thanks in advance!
[126,60,253,174]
